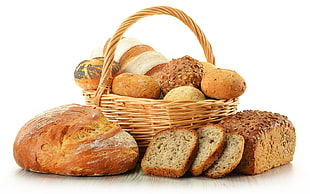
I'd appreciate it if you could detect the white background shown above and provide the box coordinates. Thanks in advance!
[0,0,309,193]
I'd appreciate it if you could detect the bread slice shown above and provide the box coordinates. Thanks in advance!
[190,124,225,176]
[204,134,244,178]
[141,128,198,178]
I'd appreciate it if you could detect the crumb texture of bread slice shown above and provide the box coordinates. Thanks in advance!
[141,128,198,178]
[205,134,244,178]
[190,124,225,176]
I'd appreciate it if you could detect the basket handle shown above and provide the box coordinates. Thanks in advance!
[93,6,215,106]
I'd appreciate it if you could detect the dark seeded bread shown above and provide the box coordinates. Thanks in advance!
[190,124,225,176]
[204,134,245,178]
[141,128,198,178]
[218,110,296,175]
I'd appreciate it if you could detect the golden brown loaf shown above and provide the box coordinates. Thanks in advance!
[13,104,139,176]
[159,55,204,95]
[163,86,206,101]
[141,128,198,178]
[112,73,161,99]
[218,110,296,175]
[201,68,246,99]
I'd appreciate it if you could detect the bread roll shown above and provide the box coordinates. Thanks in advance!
[163,86,206,101]
[119,45,154,67]
[13,104,139,176]
[159,55,204,95]
[114,37,143,63]
[112,73,161,99]
[218,110,296,175]
[121,51,169,75]
[200,61,216,74]
[201,68,246,99]
[74,57,120,90]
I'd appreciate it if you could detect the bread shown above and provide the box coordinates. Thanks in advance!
[218,110,296,175]
[13,104,139,176]
[201,68,246,99]
[144,63,168,83]
[120,51,169,75]
[159,55,204,95]
[119,45,154,67]
[141,128,198,178]
[112,73,161,99]
[200,61,216,74]
[190,124,226,176]
[204,134,245,178]
[74,57,120,90]
[163,86,206,101]
[114,37,143,63]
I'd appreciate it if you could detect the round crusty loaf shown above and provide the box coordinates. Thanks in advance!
[13,104,139,176]
[159,55,204,95]
[112,73,161,99]
[163,86,206,101]
[201,68,246,99]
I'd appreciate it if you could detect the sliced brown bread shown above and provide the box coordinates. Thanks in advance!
[204,134,245,178]
[190,124,226,176]
[141,128,198,178]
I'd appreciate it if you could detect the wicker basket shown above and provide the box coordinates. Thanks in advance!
[83,6,239,150]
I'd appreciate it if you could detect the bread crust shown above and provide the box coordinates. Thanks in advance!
[13,104,139,176]
[218,110,296,175]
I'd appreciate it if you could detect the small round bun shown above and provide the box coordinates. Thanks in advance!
[200,61,216,74]
[112,73,161,99]
[159,56,204,95]
[201,68,246,99]
[164,86,206,101]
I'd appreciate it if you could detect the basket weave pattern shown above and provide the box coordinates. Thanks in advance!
[83,6,239,149]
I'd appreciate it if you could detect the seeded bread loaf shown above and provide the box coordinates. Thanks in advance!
[141,128,198,178]
[190,124,226,176]
[204,134,245,178]
[159,55,204,95]
[218,110,296,175]
[13,104,139,176]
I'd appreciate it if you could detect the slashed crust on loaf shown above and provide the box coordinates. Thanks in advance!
[141,128,198,178]
[13,104,139,176]
[190,124,225,176]
[219,110,296,175]
[204,134,245,178]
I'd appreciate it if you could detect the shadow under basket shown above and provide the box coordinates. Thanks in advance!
[82,6,239,154]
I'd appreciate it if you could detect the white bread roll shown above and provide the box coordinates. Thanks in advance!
[114,37,143,63]
[121,51,169,75]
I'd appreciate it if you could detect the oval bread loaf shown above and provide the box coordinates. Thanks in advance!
[112,73,161,99]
